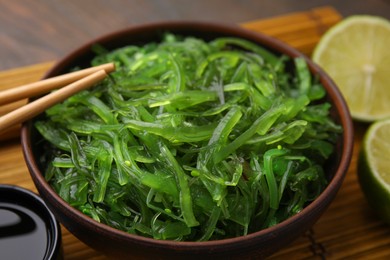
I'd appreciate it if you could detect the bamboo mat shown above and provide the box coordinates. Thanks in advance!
[1,6,389,259]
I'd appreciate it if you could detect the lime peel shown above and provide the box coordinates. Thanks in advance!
[358,119,390,224]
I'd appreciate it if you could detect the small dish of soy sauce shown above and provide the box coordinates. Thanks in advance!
[0,184,62,260]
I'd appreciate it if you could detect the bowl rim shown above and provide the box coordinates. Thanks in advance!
[21,20,354,250]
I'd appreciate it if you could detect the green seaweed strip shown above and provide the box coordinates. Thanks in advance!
[36,33,341,241]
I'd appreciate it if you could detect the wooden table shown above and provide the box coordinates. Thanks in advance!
[1,1,390,71]
[1,6,390,259]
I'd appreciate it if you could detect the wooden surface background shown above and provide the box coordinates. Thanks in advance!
[1,0,390,71]
[1,3,390,260]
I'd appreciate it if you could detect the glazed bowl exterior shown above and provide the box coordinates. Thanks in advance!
[21,21,354,259]
[0,184,62,260]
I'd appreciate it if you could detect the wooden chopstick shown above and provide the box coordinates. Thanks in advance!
[0,69,110,133]
[0,62,115,106]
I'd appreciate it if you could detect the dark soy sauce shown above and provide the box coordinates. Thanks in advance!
[0,202,48,259]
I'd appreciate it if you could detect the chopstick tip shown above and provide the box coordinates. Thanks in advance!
[104,62,116,74]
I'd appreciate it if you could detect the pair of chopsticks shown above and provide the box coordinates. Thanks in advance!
[0,63,115,133]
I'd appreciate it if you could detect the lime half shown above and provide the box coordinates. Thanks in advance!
[313,15,390,122]
[358,119,390,224]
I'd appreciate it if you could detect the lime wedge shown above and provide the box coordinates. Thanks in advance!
[358,119,390,224]
[313,15,390,122]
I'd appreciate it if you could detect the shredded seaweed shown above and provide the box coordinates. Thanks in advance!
[35,33,342,241]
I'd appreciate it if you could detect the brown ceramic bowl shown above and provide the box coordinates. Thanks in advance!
[21,21,354,259]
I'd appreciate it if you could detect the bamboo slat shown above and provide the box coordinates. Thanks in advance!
[1,6,389,260]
